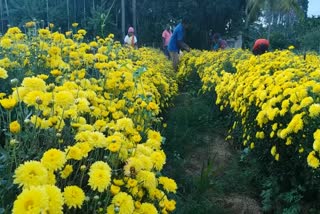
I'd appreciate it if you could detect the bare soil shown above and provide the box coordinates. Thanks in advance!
[183,133,262,214]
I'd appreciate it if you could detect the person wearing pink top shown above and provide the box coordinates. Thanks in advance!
[162,25,172,59]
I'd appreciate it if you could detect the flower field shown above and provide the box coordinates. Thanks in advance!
[0,26,178,213]
[2,23,320,213]
[179,48,320,168]
[178,48,320,210]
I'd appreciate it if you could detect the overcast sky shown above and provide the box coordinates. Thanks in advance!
[308,0,320,17]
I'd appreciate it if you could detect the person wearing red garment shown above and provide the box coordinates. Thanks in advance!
[252,38,269,55]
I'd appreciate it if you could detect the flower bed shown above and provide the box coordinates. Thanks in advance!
[0,25,178,214]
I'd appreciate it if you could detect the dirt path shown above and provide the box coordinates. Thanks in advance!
[183,133,261,214]
[163,91,261,213]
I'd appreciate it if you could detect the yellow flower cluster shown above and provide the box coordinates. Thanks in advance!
[179,48,320,169]
[0,24,177,213]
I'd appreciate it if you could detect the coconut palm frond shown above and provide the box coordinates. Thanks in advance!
[245,0,266,25]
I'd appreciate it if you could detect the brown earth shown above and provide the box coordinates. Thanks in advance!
[183,133,262,214]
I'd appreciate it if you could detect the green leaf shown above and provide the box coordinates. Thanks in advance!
[133,67,147,79]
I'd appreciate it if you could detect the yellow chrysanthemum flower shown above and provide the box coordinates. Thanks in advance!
[309,104,320,118]
[307,151,320,169]
[136,170,157,190]
[108,142,121,152]
[150,151,166,171]
[107,192,135,214]
[300,97,313,108]
[12,186,49,214]
[0,97,17,110]
[38,28,51,38]
[113,179,125,186]
[145,139,161,150]
[41,148,66,171]
[134,203,158,214]
[50,69,62,76]
[45,185,64,214]
[77,29,87,35]
[14,161,48,188]
[116,117,134,131]
[271,146,277,156]
[0,38,12,49]
[60,164,73,179]
[63,185,85,209]
[158,177,177,193]
[23,90,51,106]
[0,67,8,79]
[22,77,46,91]
[147,130,162,142]
[88,161,111,192]
[110,184,121,195]
[65,146,83,160]
[9,120,21,134]
[164,199,176,212]
[54,91,74,108]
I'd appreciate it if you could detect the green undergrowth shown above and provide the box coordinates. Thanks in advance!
[161,71,261,213]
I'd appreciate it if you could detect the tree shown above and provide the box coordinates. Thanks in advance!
[245,0,305,41]
[132,0,136,32]
[135,0,246,49]
[121,0,125,39]
[246,0,303,24]
[1,0,247,49]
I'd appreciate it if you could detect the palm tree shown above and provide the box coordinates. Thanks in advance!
[245,0,303,39]
[246,0,303,23]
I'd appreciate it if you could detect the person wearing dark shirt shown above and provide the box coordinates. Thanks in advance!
[212,33,227,51]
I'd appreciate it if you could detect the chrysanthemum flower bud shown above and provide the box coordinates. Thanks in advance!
[10,139,18,145]
[47,83,55,92]
[10,78,19,86]
[114,205,120,213]
[35,96,43,105]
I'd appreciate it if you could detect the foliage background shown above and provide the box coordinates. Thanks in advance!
[1,0,318,51]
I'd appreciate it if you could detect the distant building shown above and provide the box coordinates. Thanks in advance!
[226,34,242,49]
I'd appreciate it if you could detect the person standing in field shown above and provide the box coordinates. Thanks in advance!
[124,27,138,48]
[168,18,191,70]
[162,25,172,59]
[252,38,269,55]
[212,33,227,51]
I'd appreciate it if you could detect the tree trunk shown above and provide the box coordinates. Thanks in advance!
[132,0,136,33]
[67,0,70,29]
[121,0,125,39]
[4,0,8,24]
[0,0,3,32]
[73,0,76,22]
[46,0,49,26]
[83,0,86,26]
[267,12,274,40]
